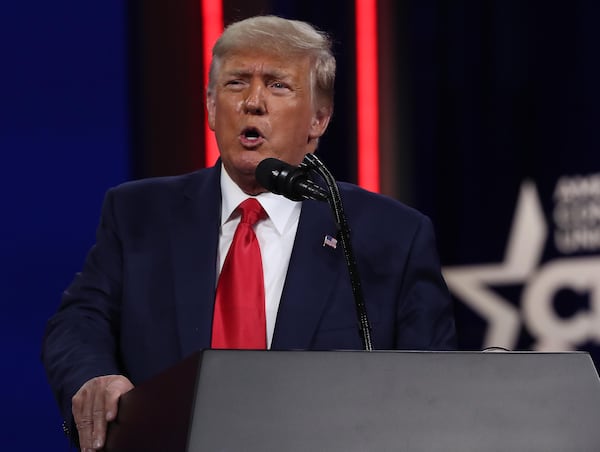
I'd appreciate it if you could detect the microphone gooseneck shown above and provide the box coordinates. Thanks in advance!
[255,155,373,351]
[302,153,373,351]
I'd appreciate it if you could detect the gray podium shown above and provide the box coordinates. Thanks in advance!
[105,350,600,451]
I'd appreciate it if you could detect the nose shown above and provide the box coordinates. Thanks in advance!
[243,82,266,115]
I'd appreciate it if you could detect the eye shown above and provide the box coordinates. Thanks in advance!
[269,81,290,91]
[224,79,246,90]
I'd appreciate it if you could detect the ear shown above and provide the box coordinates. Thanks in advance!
[308,105,332,140]
[206,91,216,131]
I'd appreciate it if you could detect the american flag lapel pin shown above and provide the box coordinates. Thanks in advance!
[323,234,338,249]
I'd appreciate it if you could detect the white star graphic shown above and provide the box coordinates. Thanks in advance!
[443,181,547,350]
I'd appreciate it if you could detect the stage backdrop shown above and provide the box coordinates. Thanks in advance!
[403,1,600,367]
[3,1,600,451]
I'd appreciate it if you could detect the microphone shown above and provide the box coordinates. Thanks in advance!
[255,157,329,201]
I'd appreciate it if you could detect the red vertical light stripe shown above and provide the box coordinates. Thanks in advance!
[355,0,380,192]
[201,0,223,168]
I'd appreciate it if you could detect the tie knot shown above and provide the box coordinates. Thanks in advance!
[238,198,266,226]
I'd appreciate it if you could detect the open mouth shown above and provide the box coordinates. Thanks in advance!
[239,127,265,148]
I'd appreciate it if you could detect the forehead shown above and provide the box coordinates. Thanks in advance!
[219,50,312,78]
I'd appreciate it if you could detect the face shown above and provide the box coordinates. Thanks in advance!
[207,50,332,194]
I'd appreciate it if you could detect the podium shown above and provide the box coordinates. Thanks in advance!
[106,350,600,451]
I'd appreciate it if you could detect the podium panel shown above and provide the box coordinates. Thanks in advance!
[107,351,600,451]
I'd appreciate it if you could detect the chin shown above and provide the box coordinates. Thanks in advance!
[239,156,261,174]
[222,155,257,181]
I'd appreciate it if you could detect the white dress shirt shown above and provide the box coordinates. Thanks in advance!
[218,165,301,348]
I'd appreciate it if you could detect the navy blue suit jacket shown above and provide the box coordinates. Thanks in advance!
[43,163,456,427]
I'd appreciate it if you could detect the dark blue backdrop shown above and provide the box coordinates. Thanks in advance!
[1,2,128,449]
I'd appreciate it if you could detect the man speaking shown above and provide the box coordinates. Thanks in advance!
[42,15,456,450]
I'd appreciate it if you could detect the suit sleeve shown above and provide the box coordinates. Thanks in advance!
[396,214,457,350]
[41,188,124,439]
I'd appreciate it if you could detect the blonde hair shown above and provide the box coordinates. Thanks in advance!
[208,15,336,108]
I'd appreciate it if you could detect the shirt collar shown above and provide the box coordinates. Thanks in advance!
[220,163,301,235]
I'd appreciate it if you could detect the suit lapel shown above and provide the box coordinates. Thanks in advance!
[170,165,221,357]
[272,199,343,349]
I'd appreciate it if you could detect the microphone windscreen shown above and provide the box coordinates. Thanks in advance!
[255,156,328,201]
[255,158,287,193]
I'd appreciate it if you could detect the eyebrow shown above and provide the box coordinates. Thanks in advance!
[224,68,292,80]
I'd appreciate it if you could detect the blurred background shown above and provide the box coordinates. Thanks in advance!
[2,0,599,449]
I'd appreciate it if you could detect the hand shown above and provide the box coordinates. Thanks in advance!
[72,374,134,451]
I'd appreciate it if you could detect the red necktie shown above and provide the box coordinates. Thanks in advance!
[211,198,267,349]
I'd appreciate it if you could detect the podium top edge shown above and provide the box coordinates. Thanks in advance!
[198,349,592,356]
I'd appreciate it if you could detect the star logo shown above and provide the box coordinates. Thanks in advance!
[444,179,600,352]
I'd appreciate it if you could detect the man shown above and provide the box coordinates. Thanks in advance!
[42,15,456,451]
